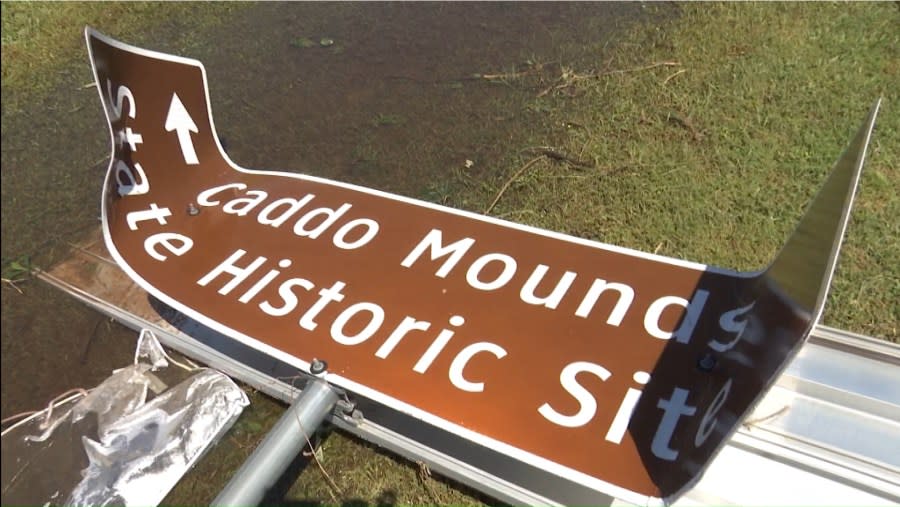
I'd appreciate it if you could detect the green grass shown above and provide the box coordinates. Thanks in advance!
[166,389,487,505]
[444,2,899,340]
[1,2,247,113]
[1,3,897,507]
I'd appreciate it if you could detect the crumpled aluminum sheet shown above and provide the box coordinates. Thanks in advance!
[1,330,249,506]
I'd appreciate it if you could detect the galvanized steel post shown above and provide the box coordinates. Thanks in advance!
[213,378,339,506]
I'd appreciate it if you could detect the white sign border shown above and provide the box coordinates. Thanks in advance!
[85,26,765,507]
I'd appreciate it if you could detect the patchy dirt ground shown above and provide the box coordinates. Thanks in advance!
[2,4,667,504]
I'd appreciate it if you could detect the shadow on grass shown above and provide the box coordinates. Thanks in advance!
[258,439,399,507]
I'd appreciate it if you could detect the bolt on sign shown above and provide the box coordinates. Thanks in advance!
[85,28,879,505]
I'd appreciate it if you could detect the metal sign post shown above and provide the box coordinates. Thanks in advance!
[213,374,338,507]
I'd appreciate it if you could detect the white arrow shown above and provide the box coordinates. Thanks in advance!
[165,93,199,165]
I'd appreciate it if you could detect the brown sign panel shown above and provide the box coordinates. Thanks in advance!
[85,28,878,504]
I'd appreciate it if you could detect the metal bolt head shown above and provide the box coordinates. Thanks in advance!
[343,409,364,426]
[310,358,327,375]
[187,203,200,216]
[697,352,717,372]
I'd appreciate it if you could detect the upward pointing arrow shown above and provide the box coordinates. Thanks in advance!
[165,93,199,165]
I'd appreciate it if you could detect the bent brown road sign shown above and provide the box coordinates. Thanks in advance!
[85,27,879,505]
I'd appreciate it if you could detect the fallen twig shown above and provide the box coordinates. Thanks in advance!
[601,60,680,76]
[479,69,537,81]
[523,146,595,169]
[484,156,545,215]
[417,461,441,505]
[662,68,686,85]
[538,61,681,97]
[91,155,110,168]
[742,405,789,429]
[478,60,555,81]
[1,278,24,294]
[666,112,705,141]
[295,416,343,503]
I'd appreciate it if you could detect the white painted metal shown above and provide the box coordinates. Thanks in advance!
[213,379,338,507]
